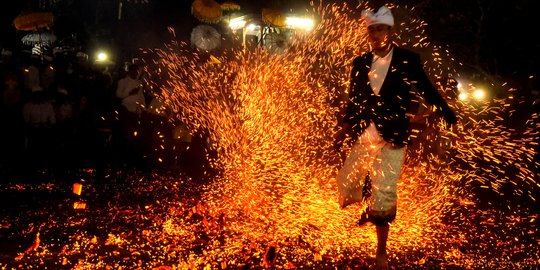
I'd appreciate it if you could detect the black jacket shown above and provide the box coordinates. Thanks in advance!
[343,45,456,146]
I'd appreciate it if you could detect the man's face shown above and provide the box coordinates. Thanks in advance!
[367,24,392,50]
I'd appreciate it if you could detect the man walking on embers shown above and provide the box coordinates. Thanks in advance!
[334,5,457,269]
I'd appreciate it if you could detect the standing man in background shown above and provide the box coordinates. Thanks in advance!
[116,63,146,165]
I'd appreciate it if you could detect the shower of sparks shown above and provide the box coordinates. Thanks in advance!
[1,2,538,269]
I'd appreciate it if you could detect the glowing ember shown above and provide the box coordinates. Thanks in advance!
[73,202,87,209]
[72,183,83,196]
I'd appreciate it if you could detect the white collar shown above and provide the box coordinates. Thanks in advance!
[372,47,394,64]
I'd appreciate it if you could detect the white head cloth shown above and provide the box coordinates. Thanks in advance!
[362,6,394,27]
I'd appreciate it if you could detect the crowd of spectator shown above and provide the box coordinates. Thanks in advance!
[0,52,203,175]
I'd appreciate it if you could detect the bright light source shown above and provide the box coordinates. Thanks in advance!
[285,17,314,31]
[458,92,468,101]
[473,88,486,100]
[456,82,463,89]
[229,17,246,30]
[247,24,258,31]
[96,52,108,62]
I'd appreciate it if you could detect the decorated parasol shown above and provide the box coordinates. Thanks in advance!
[220,1,240,11]
[263,31,288,54]
[262,8,287,28]
[22,31,57,46]
[191,0,222,24]
[13,10,54,31]
[190,25,221,51]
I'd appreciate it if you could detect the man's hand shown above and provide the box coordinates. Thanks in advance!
[441,107,457,125]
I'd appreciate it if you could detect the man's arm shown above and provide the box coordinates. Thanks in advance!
[409,53,457,125]
[116,79,129,99]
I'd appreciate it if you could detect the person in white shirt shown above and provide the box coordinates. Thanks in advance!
[115,64,147,164]
[334,6,456,270]
[116,64,146,115]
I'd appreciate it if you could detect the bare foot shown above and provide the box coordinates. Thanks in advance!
[375,252,388,270]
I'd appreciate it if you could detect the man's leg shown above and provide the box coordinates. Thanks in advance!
[370,144,406,269]
[376,224,389,270]
[357,173,373,226]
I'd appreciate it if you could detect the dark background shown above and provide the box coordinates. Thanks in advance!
[1,0,538,93]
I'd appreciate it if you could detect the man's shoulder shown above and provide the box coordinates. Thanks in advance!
[392,46,420,60]
[352,52,371,66]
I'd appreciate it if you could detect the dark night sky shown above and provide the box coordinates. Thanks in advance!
[1,0,538,89]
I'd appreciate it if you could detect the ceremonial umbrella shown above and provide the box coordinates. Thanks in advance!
[191,0,222,24]
[220,1,241,11]
[13,10,54,31]
[190,25,221,51]
[262,8,287,28]
[22,31,57,46]
[263,32,288,54]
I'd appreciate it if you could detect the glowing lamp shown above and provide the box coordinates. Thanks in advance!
[229,17,246,30]
[458,93,468,101]
[473,89,485,100]
[285,17,314,31]
[96,52,108,62]
[247,23,258,31]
